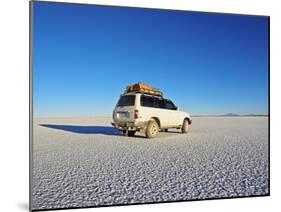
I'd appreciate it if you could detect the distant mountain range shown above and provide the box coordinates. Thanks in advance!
[192,113,268,117]
[219,113,268,117]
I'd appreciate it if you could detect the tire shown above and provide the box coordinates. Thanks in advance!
[164,129,168,132]
[128,130,136,137]
[145,120,159,138]
[181,119,189,133]
[122,130,128,136]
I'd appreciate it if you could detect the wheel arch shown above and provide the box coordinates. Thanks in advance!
[150,117,161,128]
[184,117,192,125]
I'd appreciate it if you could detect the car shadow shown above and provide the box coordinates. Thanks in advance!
[40,124,122,136]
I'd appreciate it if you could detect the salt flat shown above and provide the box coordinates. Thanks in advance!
[32,117,269,210]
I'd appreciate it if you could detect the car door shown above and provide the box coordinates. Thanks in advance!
[164,99,182,126]
[113,95,136,122]
[153,97,170,127]
[139,95,169,128]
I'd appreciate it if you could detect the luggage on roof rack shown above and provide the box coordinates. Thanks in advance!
[125,83,163,96]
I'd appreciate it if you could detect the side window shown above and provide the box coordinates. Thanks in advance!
[141,95,154,107]
[164,100,176,110]
[154,98,165,109]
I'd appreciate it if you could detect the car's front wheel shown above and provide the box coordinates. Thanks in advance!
[122,130,128,136]
[128,130,136,137]
[145,120,159,138]
[181,119,189,133]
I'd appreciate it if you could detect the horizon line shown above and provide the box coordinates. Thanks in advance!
[33,113,269,119]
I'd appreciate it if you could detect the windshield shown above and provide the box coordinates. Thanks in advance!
[117,95,135,106]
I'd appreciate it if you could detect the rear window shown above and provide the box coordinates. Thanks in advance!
[117,95,135,106]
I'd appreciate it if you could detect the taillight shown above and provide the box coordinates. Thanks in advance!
[134,109,139,119]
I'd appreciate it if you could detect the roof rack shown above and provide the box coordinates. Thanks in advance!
[124,82,163,97]
[126,91,164,98]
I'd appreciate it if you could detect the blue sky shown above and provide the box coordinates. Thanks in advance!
[33,2,269,117]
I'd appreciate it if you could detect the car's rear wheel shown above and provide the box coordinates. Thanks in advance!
[145,120,159,138]
[181,119,189,133]
[128,130,136,137]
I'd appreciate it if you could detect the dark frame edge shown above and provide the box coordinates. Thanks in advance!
[32,0,269,18]
[267,16,270,196]
[29,1,34,211]
[31,194,270,212]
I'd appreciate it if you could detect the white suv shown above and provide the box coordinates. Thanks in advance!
[112,92,192,138]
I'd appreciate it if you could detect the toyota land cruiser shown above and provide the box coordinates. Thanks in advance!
[111,84,192,138]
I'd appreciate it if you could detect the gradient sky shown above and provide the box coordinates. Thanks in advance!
[33,2,269,117]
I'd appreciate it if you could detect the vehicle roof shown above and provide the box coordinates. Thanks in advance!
[122,92,172,101]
